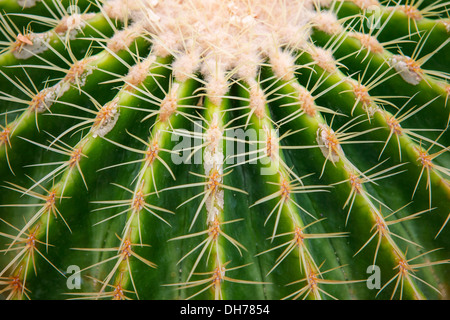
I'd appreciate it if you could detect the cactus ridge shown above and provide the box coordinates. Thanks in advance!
[0,0,449,300]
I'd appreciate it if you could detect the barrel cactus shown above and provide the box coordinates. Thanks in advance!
[0,0,449,301]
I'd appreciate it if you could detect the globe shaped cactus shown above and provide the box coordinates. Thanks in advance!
[0,0,449,300]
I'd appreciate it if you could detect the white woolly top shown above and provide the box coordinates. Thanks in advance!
[103,0,330,83]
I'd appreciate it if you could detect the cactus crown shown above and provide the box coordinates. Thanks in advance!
[0,0,449,300]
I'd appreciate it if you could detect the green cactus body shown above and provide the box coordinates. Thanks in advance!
[0,0,449,300]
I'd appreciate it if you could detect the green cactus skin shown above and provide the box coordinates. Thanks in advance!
[0,0,449,300]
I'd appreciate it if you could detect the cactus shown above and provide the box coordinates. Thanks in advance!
[0,0,449,301]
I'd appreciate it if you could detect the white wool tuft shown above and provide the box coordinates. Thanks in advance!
[389,55,422,85]
[103,0,318,83]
